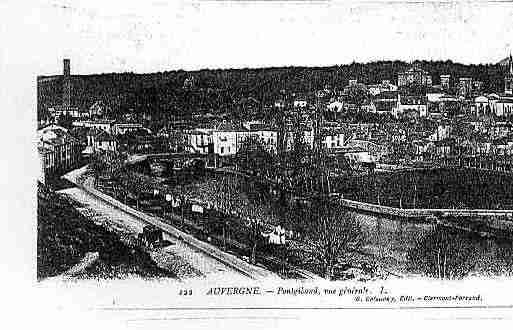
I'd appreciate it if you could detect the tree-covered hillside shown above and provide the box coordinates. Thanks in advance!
[37,60,507,121]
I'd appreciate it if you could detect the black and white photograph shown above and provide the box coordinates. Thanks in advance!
[4,0,513,328]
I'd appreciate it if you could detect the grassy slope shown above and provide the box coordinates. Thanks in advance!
[37,184,175,280]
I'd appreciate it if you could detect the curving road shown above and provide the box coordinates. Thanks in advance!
[59,186,252,281]
[60,166,280,281]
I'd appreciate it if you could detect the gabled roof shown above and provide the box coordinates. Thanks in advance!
[215,122,247,132]
[439,95,459,102]
[38,146,52,154]
[37,124,78,145]
[475,95,489,102]
[86,127,103,136]
[373,91,398,99]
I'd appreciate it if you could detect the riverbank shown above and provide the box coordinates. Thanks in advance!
[95,164,400,281]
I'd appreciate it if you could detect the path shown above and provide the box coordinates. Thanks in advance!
[59,186,249,281]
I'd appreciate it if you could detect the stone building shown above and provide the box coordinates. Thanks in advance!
[37,125,82,183]
[397,65,432,88]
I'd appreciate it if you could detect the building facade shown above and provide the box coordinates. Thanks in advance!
[72,120,115,134]
[113,122,146,135]
[397,65,432,87]
[86,129,118,153]
[37,125,82,183]
[440,74,451,91]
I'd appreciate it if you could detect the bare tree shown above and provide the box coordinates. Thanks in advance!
[88,150,125,186]
[215,175,240,214]
[305,199,363,280]
[345,83,371,113]
[88,151,107,186]
[119,171,153,209]
[407,224,479,280]
[207,174,242,249]
[235,136,275,178]
[248,218,262,265]
[240,208,264,265]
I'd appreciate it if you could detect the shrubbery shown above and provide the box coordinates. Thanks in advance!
[37,184,173,279]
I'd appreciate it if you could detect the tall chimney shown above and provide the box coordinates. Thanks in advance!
[63,58,71,111]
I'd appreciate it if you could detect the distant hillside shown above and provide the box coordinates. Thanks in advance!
[37,60,507,122]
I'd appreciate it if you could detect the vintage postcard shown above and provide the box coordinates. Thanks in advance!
[11,0,513,327]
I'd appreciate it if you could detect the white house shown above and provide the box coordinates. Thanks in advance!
[495,99,513,117]
[185,128,214,154]
[474,95,490,117]
[72,119,115,134]
[293,100,308,108]
[396,94,428,117]
[322,128,345,149]
[113,122,147,135]
[86,129,118,153]
[368,80,398,96]
[212,123,249,156]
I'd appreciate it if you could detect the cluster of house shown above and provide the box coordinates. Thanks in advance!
[70,119,151,154]
[411,120,513,162]
[37,56,513,183]
[184,121,346,156]
[36,119,153,182]
[39,100,111,126]
[321,56,513,120]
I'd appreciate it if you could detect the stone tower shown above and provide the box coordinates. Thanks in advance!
[63,58,71,111]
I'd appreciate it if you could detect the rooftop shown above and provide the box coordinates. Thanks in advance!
[37,124,78,146]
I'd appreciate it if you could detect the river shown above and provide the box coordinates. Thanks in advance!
[139,161,513,278]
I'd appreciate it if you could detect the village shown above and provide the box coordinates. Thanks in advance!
[36,56,513,281]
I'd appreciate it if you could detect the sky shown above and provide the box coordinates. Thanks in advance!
[4,0,513,75]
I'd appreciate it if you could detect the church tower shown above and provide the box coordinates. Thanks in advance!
[505,53,513,95]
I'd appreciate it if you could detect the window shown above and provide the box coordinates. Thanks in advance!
[220,147,224,154]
